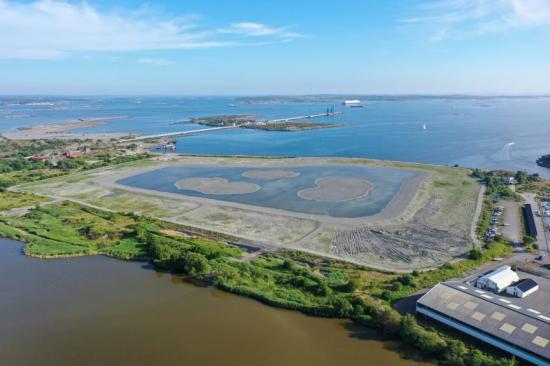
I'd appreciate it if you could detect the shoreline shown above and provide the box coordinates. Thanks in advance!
[0,116,129,141]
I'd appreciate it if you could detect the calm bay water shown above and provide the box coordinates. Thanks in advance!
[0,239,429,366]
[1,96,550,177]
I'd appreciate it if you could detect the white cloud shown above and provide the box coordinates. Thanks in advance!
[0,0,301,59]
[219,22,303,38]
[138,58,174,66]
[403,0,550,40]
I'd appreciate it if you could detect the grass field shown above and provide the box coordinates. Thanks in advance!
[0,191,47,211]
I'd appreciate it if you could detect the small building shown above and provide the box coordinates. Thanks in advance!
[78,146,91,154]
[476,266,519,293]
[27,155,46,161]
[64,151,81,159]
[506,278,539,298]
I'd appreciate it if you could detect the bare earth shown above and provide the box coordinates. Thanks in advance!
[298,176,374,202]
[241,169,300,180]
[175,178,261,195]
[16,155,481,271]
[0,117,128,141]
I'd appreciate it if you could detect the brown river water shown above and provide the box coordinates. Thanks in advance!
[0,239,430,366]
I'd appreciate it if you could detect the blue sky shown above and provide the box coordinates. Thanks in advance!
[1,0,550,95]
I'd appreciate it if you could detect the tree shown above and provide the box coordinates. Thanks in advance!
[174,251,211,276]
[443,339,467,366]
[331,296,354,317]
[0,176,16,191]
[514,170,528,184]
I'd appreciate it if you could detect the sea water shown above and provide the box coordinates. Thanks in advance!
[1,96,549,177]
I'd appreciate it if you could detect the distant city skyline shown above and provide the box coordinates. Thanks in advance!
[1,0,550,95]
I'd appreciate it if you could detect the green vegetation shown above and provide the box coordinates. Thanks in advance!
[471,169,520,200]
[472,168,546,198]
[0,138,152,187]
[243,121,338,131]
[0,191,47,211]
[190,114,256,127]
[477,198,494,238]
[516,175,550,199]
[188,114,338,131]
[377,241,512,303]
[0,139,66,173]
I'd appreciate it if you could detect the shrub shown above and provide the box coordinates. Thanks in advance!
[469,249,482,260]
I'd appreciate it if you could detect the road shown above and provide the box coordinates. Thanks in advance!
[470,184,486,249]
[119,126,238,142]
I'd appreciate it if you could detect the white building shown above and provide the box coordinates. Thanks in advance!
[506,278,539,298]
[475,266,519,293]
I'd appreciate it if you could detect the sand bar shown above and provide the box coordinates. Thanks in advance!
[0,116,128,141]
[175,177,261,195]
[298,176,374,202]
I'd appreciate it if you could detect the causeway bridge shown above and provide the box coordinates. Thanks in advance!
[119,126,238,142]
[119,111,343,142]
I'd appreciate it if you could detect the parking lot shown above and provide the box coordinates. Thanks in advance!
[500,201,522,243]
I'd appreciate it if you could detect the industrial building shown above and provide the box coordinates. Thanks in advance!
[417,279,550,366]
[524,204,539,238]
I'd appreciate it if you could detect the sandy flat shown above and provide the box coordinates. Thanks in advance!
[0,117,128,141]
[175,178,261,195]
[241,169,300,180]
[297,176,374,202]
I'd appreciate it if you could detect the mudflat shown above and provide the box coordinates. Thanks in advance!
[175,178,261,195]
[298,176,374,202]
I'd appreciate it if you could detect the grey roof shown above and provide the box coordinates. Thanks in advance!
[417,282,550,361]
[515,278,539,292]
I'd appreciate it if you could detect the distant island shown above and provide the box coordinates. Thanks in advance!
[242,121,339,131]
[234,94,544,105]
[189,114,339,132]
[536,154,550,168]
[190,114,256,126]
